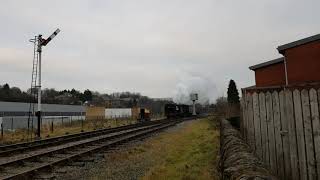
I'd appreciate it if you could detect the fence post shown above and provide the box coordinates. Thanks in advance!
[1,123,3,140]
[81,117,84,132]
[11,117,13,130]
[51,121,54,133]
[116,117,118,127]
[101,116,103,128]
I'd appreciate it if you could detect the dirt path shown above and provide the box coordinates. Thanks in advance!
[59,117,220,180]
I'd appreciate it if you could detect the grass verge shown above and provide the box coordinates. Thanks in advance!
[83,116,220,180]
[142,117,219,180]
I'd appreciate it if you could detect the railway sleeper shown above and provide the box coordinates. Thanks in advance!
[66,161,85,167]
[76,157,95,163]
[95,154,106,159]
[28,157,43,163]
[33,173,56,180]
[53,168,67,174]
[0,121,156,155]
[0,121,181,179]
[1,160,25,168]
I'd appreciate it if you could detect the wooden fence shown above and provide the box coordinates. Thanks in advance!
[241,88,320,180]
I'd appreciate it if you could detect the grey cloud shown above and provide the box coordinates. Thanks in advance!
[0,0,319,101]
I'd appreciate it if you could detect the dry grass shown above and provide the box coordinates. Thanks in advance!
[142,117,220,180]
[0,118,138,144]
[85,116,220,180]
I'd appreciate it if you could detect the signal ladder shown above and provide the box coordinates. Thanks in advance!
[27,36,40,140]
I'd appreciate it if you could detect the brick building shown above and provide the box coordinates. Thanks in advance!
[249,57,286,87]
[249,34,320,88]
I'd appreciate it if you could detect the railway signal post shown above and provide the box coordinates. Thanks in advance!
[31,29,61,138]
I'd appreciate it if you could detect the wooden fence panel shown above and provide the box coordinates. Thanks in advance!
[259,92,268,165]
[253,92,262,157]
[279,90,292,179]
[244,95,249,142]
[301,89,316,180]
[285,90,299,180]
[247,94,255,150]
[240,98,244,136]
[272,91,285,179]
[310,89,320,179]
[316,89,320,179]
[266,92,277,172]
[241,88,320,179]
[242,96,246,139]
[241,97,246,139]
[293,89,308,180]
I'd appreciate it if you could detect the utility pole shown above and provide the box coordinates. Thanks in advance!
[33,29,60,138]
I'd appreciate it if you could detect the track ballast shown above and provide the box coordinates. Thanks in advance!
[0,117,192,179]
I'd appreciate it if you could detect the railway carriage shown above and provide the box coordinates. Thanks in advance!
[137,108,151,122]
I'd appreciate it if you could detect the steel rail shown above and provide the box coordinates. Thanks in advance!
[0,123,165,168]
[0,120,181,180]
[0,118,168,155]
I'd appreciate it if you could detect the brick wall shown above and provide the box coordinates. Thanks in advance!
[254,62,286,87]
[284,40,320,84]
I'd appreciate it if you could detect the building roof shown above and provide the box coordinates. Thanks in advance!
[277,34,320,54]
[249,57,284,70]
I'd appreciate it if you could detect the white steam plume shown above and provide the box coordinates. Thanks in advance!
[173,71,217,105]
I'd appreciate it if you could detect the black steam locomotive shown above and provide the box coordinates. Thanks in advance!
[164,103,192,118]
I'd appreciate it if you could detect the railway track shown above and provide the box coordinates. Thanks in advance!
[0,118,169,156]
[0,118,187,179]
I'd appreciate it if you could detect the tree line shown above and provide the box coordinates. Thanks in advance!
[0,83,93,105]
[0,83,172,114]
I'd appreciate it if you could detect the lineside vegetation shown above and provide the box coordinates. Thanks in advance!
[1,118,137,144]
[86,117,220,180]
[142,117,219,180]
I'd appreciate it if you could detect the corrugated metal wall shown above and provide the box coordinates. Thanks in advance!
[0,101,85,115]
[0,101,85,130]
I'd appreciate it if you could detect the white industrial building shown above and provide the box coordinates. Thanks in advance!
[105,108,132,119]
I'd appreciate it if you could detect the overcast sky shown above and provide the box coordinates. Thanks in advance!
[0,0,319,102]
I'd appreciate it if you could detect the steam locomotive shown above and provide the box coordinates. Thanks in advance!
[164,103,192,118]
